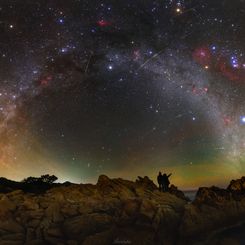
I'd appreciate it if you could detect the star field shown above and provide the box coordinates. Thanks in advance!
[0,0,245,188]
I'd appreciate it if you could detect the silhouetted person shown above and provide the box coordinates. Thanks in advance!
[157,172,163,191]
[162,173,172,192]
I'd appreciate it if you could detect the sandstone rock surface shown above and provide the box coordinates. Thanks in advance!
[0,175,244,244]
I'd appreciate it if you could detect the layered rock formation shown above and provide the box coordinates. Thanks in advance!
[180,177,245,244]
[0,175,244,245]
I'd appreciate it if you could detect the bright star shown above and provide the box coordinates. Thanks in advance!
[240,116,245,124]
[61,48,68,53]
[176,8,181,13]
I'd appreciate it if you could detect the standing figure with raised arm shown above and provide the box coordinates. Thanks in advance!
[162,173,172,192]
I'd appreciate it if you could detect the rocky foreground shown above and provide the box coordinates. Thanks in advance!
[0,176,245,245]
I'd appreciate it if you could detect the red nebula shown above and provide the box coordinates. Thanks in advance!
[192,47,211,66]
[216,58,245,83]
[223,116,232,126]
[133,50,140,60]
[193,46,245,84]
[191,84,208,95]
[39,75,52,87]
[97,20,111,27]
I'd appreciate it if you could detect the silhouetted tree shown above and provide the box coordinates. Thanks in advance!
[22,174,58,184]
[22,177,39,184]
[40,174,58,184]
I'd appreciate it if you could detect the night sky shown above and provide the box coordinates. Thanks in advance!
[0,0,245,189]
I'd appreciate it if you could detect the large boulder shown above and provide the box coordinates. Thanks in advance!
[178,178,245,244]
[193,186,232,206]
[227,176,245,193]
[96,175,136,199]
[169,184,190,201]
[135,176,158,191]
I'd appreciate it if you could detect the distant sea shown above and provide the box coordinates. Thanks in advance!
[183,190,197,201]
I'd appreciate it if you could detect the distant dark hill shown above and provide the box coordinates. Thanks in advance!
[0,177,22,193]
[0,175,72,194]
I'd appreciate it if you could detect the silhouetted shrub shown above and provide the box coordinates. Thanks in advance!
[40,174,58,184]
[22,177,40,184]
[22,174,58,184]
